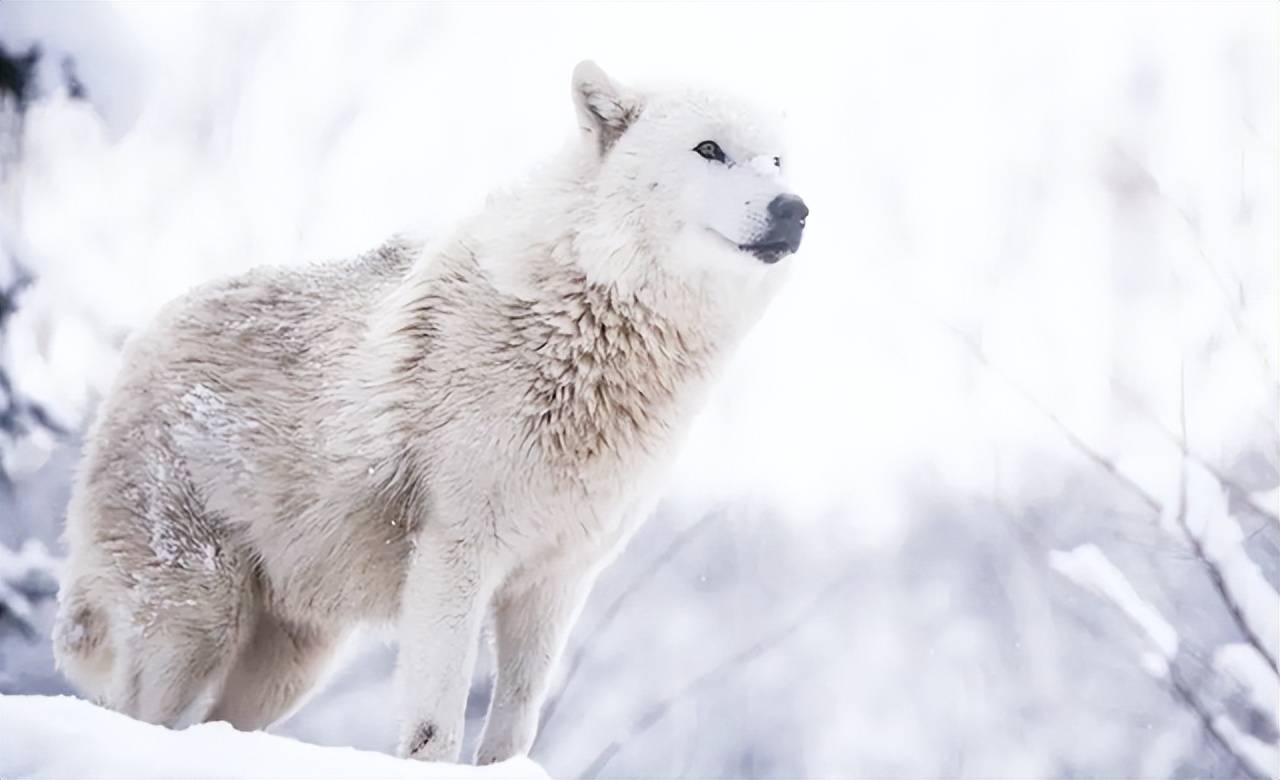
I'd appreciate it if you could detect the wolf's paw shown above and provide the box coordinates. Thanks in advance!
[400,720,459,763]
[476,748,512,766]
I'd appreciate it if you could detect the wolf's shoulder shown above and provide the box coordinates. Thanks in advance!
[120,237,423,384]
[154,237,417,327]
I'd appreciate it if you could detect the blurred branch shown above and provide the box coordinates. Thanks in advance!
[1165,196,1277,387]
[1115,381,1277,526]
[1170,364,1278,675]
[0,539,60,641]
[0,581,38,640]
[0,272,71,447]
[938,320,1161,513]
[0,264,34,328]
[1051,541,1270,780]
[577,570,857,779]
[535,508,722,750]
[0,44,40,110]
[1167,663,1267,780]
[1110,147,1277,389]
[942,322,1279,677]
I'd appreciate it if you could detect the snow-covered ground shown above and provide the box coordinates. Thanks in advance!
[0,4,1276,779]
[1,695,547,779]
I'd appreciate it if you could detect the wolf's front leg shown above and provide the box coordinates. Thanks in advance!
[396,536,488,762]
[476,572,594,764]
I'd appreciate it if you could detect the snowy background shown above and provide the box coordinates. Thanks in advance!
[1,3,1277,778]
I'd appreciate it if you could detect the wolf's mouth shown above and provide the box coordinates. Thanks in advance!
[706,228,800,265]
[737,240,793,265]
[736,215,805,264]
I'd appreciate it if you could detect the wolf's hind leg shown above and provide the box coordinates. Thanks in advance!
[117,619,242,727]
[57,519,250,726]
[53,579,116,703]
[206,609,337,731]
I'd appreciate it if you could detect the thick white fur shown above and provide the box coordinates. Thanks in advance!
[52,62,798,764]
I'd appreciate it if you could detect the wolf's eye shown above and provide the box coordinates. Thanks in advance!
[693,140,726,163]
[773,156,781,168]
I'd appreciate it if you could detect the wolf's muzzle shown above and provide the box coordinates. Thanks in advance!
[741,194,809,264]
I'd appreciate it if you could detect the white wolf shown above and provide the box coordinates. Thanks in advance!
[52,61,807,764]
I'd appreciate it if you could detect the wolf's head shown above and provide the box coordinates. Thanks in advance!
[570,61,807,282]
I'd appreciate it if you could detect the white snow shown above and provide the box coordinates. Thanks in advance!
[0,695,550,780]
[1049,544,1179,662]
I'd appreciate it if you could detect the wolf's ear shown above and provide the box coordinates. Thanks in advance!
[572,60,640,155]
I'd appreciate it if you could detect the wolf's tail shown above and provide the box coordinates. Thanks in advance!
[52,580,116,701]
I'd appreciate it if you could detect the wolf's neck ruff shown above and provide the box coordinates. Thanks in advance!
[521,273,718,471]
[376,236,726,480]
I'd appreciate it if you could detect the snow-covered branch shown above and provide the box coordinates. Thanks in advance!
[1050,541,1278,779]
[1049,544,1177,669]
[0,538,59,638]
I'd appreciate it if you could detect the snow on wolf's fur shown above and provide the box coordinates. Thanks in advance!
[52,61,805,764]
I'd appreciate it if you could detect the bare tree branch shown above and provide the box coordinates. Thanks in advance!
[942,323,1279,676]
[535,508,722,750]
[1165,198,1278,387]
[1115,382,1278,526]
[1167,663,1267,780]
[937,319,1162,513]
[577,570,857,779]
[1170,364,1279,675]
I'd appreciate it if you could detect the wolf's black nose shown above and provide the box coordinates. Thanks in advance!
[768,193,809,224]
